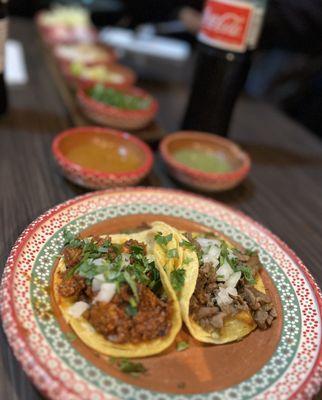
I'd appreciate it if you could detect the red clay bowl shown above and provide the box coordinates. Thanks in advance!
[61,61,136,90]
[35,12,97,46]
[54,43,117,67]
[52,126,154,190]
[160,131,251,192]
[77,84,158,131]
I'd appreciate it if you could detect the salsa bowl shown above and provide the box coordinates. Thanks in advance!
[52,126,153,189]
[160,131,251,192]
[61,61,136,90]
[54,43,117,67]
[77,84,158,130]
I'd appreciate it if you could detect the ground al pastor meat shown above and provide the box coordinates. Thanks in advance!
[58,274,86,298]
[122,239,147,255]
[85,284,172,344]
[63,247,83,269]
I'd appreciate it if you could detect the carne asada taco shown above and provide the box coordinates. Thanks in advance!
[53,226,182,358]
[154,225,277,345]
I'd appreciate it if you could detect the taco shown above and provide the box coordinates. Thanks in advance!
[53,225,182,358]
[153,224,277,345]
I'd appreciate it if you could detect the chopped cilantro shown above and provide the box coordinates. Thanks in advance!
[167,248,179,259]
[63,229,82,248]
[170,268,186,292]
[126,304,138,317]
[183,256,193,265]
[118,359,147,376]
[179,240,195,251]
[130,244,145,255]
[65,332,77,342]
[236,265,256,285]
[155,232,173,247]
[123,271,139,301]
[176,341,189,351]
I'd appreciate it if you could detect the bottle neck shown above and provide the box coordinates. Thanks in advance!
[197,41,252,62]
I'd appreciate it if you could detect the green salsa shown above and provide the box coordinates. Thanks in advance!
[173,147,232,173]
[88,84,151,110]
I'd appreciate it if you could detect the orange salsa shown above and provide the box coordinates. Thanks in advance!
[63,132,143,173]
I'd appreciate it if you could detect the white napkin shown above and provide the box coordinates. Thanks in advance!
[5,39,28,85]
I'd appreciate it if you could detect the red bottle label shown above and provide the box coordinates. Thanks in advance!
[199,0,253,52]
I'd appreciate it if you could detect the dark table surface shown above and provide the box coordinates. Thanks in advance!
[1,18,322,400]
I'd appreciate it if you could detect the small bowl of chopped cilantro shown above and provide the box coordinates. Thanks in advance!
[77,83,158,130]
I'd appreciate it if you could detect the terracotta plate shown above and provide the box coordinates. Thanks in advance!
[1,188,322,400]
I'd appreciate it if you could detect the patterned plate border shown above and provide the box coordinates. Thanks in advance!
[1,188,321,400]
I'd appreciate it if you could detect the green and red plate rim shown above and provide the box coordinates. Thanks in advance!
[1,187,322,399]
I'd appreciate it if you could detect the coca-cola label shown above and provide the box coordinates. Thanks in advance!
[199,0,254,52]
[0,19,8,73]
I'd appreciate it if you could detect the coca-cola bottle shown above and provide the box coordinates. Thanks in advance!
[182,0,267,136]
[0,0,8,115]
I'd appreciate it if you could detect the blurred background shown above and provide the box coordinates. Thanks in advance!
[8,0,322,138]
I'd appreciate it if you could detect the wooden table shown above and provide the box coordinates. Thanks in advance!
[1,18,322,400]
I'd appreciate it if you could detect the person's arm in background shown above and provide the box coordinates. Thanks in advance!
[260,0,322,54]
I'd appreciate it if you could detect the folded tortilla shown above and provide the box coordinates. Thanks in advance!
[152,223,267,345]
[53,228,182,358]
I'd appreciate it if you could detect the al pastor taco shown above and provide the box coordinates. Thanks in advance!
[53,226,182,358]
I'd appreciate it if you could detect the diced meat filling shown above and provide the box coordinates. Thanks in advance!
[58,274,86,298]
[122,239,147,255]
[85,284,172,344]
[239,286,277,329]
[63,247,83,269]
[189,238,277,331]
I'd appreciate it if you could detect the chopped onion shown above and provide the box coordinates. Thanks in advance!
[216,260,234,282]
[121,253,131,266]
[196,238,221,267]
[225,271,242,288]
[203,245,221,267]
[93,282,116,303]
[196,237,220,249]
[216,287,238,308]
[68,301,89,318]
[92,273,105,292]
[93,258,105,266]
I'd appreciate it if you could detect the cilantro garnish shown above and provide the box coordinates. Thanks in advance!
[155,232,173,247]
[170,268,186,292]
[63,229,82,248]
[176,341,189,351]
[236,265,256,285]
[65,332,77,342]
[167,248,179,259]
[183,256,193,265]
[179,240,195,251]
[123,271,139,301]
[117,359,147,376]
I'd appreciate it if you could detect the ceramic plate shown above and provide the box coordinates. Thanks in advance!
[1,188,321,400]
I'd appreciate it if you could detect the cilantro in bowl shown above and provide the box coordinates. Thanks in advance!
[88,84,151,110]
